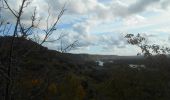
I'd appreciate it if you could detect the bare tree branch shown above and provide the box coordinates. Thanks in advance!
[21,5,66,57]
[41,4,66,45]
[60,40,78,53]
[3,0,32,100]
[3,0,17,17]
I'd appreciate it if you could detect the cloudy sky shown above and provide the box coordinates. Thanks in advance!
[1,0,170,55]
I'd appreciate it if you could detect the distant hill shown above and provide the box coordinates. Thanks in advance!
[65,53,118,62]
[0,36,146,66]
[68,53,144,61]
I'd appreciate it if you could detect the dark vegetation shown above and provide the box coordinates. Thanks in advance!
[0,36,170,100]
[1,0,170,100]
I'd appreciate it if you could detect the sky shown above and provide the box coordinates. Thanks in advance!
[1,0,170,55]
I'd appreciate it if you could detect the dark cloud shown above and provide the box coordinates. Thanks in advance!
[128,0,160,14]
[161,0,170,9]
[113,0,161,17]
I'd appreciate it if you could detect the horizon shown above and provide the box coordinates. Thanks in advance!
[1,0,170,55]
[64,52,170,57]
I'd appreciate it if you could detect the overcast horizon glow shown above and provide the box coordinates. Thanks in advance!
[1,0,170,56]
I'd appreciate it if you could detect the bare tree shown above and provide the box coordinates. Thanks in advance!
[2,0,33,100]
[21,4,67,57]
[40,4,66,45]
[1,0,77,100]
[59,38,78,53]
[19,7,41,38]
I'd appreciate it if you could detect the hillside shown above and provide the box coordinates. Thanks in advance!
[1,36,170,100]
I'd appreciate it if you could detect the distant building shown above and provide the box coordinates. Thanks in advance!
[108,60,114,63]
[129,64,145,69]
[96,60,104,66]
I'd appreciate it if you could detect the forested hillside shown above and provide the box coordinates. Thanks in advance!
[1,0,170,100]
[1,36,170,100]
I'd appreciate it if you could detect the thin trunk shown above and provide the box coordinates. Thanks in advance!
[5,17,19,100]
[4,0,25,99]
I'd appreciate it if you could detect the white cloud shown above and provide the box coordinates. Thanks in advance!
[1,0,170,55]
[123,15,146,26]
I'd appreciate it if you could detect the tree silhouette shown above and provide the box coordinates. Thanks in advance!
[125,33,170,57]
[0,0,76,100]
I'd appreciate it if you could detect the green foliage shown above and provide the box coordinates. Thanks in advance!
[125,33,170,57]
